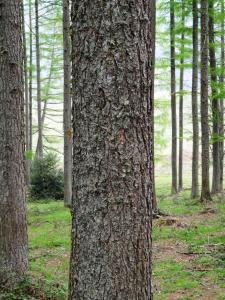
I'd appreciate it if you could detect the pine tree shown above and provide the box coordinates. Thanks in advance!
[170,0,178,194]
[200,0,211,201]
[69,1,155,298]
[0,0,28,284]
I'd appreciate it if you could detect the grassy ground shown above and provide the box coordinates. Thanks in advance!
[154,176,225,300]
[3,176,225,299]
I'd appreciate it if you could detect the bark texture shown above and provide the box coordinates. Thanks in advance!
[200,0,211,201]
[170,0,177,194]
[209,0,220,194]
[63,0,72,208]
[191,0,199,198]
[69,0,154,299]
[0,0,28,284]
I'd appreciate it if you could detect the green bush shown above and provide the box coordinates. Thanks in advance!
[30,153,64,200]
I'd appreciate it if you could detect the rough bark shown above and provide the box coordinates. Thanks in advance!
[209,0,220,194]
[0,0,28,284]
[219,0,224,192]
[200,0,211,201]
[178,1,185,192]
[35,0,43,159]
[170,0,177,194]
[69,1,154,299]
[191,0,199,198]
[63,0,72,208]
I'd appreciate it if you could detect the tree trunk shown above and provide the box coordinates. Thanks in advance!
[170,0,177,194]
[21,0,30,183]
[191,0,199,198]
[69,1,154,299]
[35,0,43,159]
[150,0,157,212]
[209,0,220,194]
[200,0,211,201]
[63,0,72,208]
[29,0,33,155]
[35,46,55,154]
[21,0,29,153]
[219,0,224,192]
[0,0,28,284]
[179,1,185,192]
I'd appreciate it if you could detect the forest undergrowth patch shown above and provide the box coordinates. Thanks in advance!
[1,181,224,299]
[154,180,225,299]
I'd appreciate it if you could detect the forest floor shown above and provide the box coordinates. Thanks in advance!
[3,176,224,300]
[153,177,225,300]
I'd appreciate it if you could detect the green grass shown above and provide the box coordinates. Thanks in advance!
[154,175,225,299]
[2,176,225,299]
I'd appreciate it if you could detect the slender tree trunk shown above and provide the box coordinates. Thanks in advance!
[36,46,55,154]
[200,0,211,201]
[170,0,177,194]
[21,0,30,183]
[35,0,43,159]
[150,0,157,212]
[0,0,28,284]
[21,0,29,153]
[209,0,220,194]
[191,0,200,198]
[69,1,154,298]
[219,0,224,191]
[179,1,185,191]
[63,0,72,208]
[29,0,33,154]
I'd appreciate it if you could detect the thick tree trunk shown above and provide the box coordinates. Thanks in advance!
[63,0,72,208]
[0,0,28,284]
[191,0,199,198]
[170,0,177,194]
[200,0,211,201]
[29,0,33,155]
[219,0,224,191]
[209,0,220,194]
[179,1,185,192]
[69,1,154,299]
[35,0,43,159]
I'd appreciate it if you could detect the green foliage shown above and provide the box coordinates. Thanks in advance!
[30,153,64,200]
[0,274,66,300]
[25,150,33,160]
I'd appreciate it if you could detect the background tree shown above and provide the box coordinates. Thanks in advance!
[178,0,185,191]
[0,0,28,284]
[170,0,178,194]
[191,0,200,198]
[69,0,155,298]
[200,0,211,201]
[63,0,72,208]
[35,0,43,158]
[219,0,224,191]
[209,0,220,194]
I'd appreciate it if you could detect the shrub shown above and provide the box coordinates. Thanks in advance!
[30,153,64,200]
